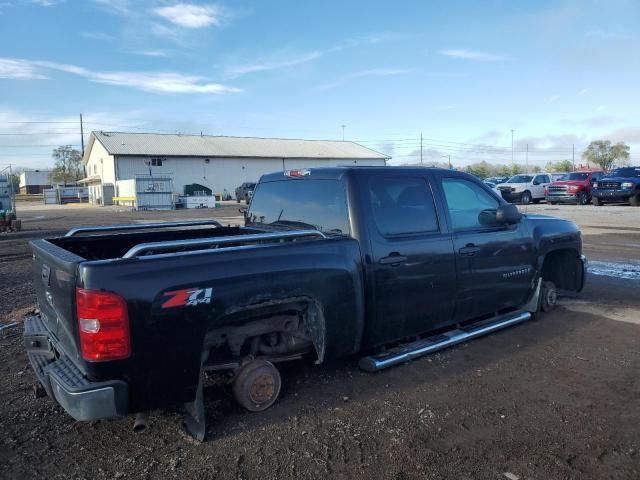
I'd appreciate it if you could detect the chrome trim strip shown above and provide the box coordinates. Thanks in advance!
[64,220,223,237]
[122,229,327,259]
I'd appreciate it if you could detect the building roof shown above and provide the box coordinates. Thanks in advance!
[86,131,389,162]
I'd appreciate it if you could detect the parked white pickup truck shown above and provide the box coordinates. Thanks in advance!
[497,173,552,204]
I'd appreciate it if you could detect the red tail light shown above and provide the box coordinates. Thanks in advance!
[76,288,130,361]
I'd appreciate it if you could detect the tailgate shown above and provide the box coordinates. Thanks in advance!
[30,239,83,357]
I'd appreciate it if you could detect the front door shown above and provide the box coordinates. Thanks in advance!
[438,176,535,322]
[362,173,456,347]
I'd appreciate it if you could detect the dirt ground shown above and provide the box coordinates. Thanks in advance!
[1,202,639,480]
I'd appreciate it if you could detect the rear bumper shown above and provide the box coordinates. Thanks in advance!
[23,315,128,421]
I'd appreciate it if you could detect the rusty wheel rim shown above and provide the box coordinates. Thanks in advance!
[249,373,275,404]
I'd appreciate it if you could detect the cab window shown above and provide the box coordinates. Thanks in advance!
[369,176,439,236]
[442,178,500,230]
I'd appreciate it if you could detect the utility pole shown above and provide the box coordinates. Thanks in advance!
[420,133,423,165]
[80,113,85,156]
[526,144,528,171]
[511,129,515,165]
[572,144,575,171]
[340,124,346,141]
[448,154,452,169]
[9,163,16,217]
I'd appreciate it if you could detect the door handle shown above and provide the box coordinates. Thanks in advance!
[459,244,480,256]
[379,253,408,265]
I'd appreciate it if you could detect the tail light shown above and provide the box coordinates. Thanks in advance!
[76,288,130,361]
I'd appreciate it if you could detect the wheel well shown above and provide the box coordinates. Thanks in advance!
[203,298,325,366]
[541,249,582,291]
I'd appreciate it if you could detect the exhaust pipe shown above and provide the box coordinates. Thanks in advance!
[359,311,532,372]
[133,412,149,433]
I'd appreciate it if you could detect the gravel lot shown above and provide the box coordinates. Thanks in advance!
[1,202,639,479]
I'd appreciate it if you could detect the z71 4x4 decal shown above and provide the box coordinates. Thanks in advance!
[161,288,213,309]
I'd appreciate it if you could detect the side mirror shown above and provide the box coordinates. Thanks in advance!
[496,204,522,224]
[532,181,540,185]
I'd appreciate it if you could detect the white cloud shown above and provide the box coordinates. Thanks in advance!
[153,3,220,28]
[0,57,241,95]
[31,0,63,6]
[128,50,168,57]
[0,58,47,79]
[578,87,589,96]
[80,31,115,41]
[548,94,560,103]
[91,0,131,15]
[89,71,239,94]
[315,68,413,90]
[227,51,322,76]
[440,49,506,61]
[596,105,606,112]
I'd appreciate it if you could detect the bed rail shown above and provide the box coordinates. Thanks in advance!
[122,229,327,259]
[64,220,223,237]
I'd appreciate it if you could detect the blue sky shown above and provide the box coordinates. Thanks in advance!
[0,0,638,169]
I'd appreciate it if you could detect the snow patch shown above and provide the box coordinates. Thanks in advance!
[588,261,640,280]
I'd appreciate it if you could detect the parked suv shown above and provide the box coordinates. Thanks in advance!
[592,167,640,206]
[497,173,551,204]
[235,182,256,203]
[545,170,604,205]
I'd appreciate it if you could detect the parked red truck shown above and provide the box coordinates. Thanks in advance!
[544,170,605,205]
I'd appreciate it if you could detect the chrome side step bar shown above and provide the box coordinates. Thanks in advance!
[359,311,531,372]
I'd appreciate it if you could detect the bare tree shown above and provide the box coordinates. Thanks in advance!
[49,146,84,186]
[582,140,630,172]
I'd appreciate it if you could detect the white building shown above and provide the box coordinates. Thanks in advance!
[81,131,389,205]
[19,169,52,194]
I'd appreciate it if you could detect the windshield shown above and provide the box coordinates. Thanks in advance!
[247,179,350,235]
[507,175,533,183]
[605,168,640,178]
[558,173,589,181]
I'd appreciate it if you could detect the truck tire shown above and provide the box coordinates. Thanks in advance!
[576,191,589,205]
[630,194,640,207]
[592,196,603,206]
[540,281,558,312]
[233,359,281,412]
[521,191,532,204]
[548,201,558,205]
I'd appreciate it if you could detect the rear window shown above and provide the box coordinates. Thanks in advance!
[247,179,350,235]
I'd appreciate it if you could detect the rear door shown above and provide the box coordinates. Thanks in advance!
[359,172,456,346]
[436,174,535,321]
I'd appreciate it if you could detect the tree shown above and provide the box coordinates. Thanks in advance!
[531,165,542,173]
[49,146,84,185]
[545,160,573,172]
[582,140,630,172]
[465,161,491,178]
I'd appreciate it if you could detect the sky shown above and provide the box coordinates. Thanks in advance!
[0,0,639,170]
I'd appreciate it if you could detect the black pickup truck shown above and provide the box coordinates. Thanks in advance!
[24,167,586,440]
